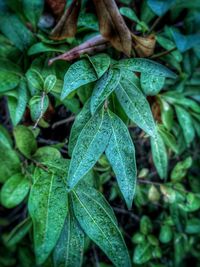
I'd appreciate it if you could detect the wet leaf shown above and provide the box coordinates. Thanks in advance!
[93,0,132,56]
[88,53,111,79]
[68,108,111,189]
[44,75,57,93]
[105,110,137,209]
[28,168,68,265]
[115,75,156,136]
[91,68,121,115]
[140,73,165,95]
[150,131,168,179]
[114,58,177,78]
[61,59,97,100]
[14,125,37,157]
[68,100,91,156]
[29,94,49,121]
[175,105,195,146]
[1,173,30,208]
[72,182,131,267]
[51,0,81,40]
[53,207,84,267]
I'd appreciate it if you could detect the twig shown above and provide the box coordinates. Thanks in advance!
[52,115,75,129]
[33,92,46,129]
[48,34,109,65]
[113,207,140,221]
[148,16,162,35]
[150,47,177,59]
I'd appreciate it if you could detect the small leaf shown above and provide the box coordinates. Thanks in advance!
[175,105,195,146]
[115,75,156,136]
[26,69,44,92]
[29,94,49,121]
[4,217,32,247]
[93,0,132,56]
[1,173,30,208]
[68,108,112,189]
[33,146,61,162]
[51,0,81,40]
[150,131,168,179]
[44,74,57,93]
[140,73,165,95]
[28,168,68,265]
[105,110,137,209]
[88,53,111,78]
[133,243,152,264]
[53,207,84,267]
[72,182,131,267]
[28,42,66,56]
[61,59,97,100]
[7,78,28,126]
[91,68,121,115]
[68,100,91,156]
[14,125,37,157]
[120,7,140,23]
[147,0,176,16]
[114,58,177,78]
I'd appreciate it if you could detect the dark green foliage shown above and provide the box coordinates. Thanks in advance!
[0,0,200,267]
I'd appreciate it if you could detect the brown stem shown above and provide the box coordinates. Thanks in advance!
[51,115,75,129]
[48,34,109,65]
[150,47,177,59]
[147,16,162,35]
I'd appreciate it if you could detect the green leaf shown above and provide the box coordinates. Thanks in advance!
[185,218,200,234]
[72,183,131,267]
[7,79,28,126]
[88,53,111,78]
[91,68,121,115]
[147,0,176,16]
[26,69,44,92]
[133,243,152,264]
[158,124,178,153]
[61,59,97,100]
[44,74,57,93]
[33,146,61,162]
[105,110,137,209]
[14,125,37,157]
[0,143,21,183]
[68,100,91,156]
[28,168,68,264]
[150,131,168,179]
[53,207,84,267]
[23,0,44,29]
[0,125,13,149]
[171,28,200,52]
[1,173,30,208]
[170,157,192,182]
[140,73,165,95]
[175,105,195,146]
[159,225,173,243]
[4,217,32,247]
[114,58,177,78]
[68,108,111,189]
[28,42,66,55]
[115,76,156,136]
[0,13,35,51]
[160,98,174,130]
[29,94,49,121]
[0,70,20,92]
[120,7,140,23]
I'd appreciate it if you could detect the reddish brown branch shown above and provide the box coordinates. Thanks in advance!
[48,34,109,65]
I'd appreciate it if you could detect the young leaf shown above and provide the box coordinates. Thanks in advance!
[1,173,30,208]
[91,68,121,115]
[114,58,177,78]
[150,131,168,179]
[105,110,137,209]
[115,76,156,137]
[175,105,195,146]
[28,168,68,265]
[61,59,97,100]
[93,0,132,56]
[14,125,37,157]
[44,74,57,93]
[72,183,131,267]
[53,207,84,267]
[68,108,112,189]
[88,53,111,78]
[140,73,165,95]
[7,78,28,126]
[68,100,91,156]
[29,94,49,122]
